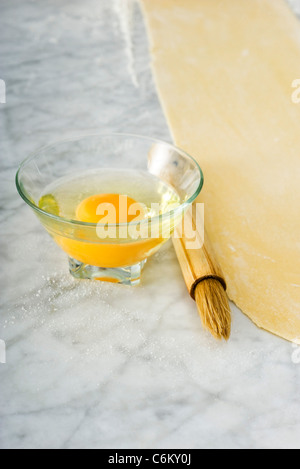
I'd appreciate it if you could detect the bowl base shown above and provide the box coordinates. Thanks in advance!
[68,257,147,286]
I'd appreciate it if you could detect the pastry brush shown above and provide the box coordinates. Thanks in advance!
[172,204,231,340]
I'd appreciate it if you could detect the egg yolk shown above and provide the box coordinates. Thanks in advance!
[76,193,145,224]
[53,193,165,271]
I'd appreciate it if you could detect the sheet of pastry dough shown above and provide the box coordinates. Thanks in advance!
[141,0,300,342]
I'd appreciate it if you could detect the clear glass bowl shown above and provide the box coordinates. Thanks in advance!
[16,133,204,285]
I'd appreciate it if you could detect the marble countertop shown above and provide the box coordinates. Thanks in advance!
[1,0,300,449]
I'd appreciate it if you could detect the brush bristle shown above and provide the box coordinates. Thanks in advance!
[194,279,231,340]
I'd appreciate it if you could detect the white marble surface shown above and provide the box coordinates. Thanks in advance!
[0,0,300,450]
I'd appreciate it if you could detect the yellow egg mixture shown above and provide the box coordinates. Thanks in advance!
[38,169,181,268]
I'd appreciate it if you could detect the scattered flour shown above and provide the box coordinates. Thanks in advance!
[113,0,139,87]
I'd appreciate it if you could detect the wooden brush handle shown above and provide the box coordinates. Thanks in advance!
[172,204,227,299]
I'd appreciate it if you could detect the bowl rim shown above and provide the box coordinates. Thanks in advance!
[15,132,204,228]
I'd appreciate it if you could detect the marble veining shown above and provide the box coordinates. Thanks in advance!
[0,0,300,449]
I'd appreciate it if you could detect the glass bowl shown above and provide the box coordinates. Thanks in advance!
[16,133,203,285]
